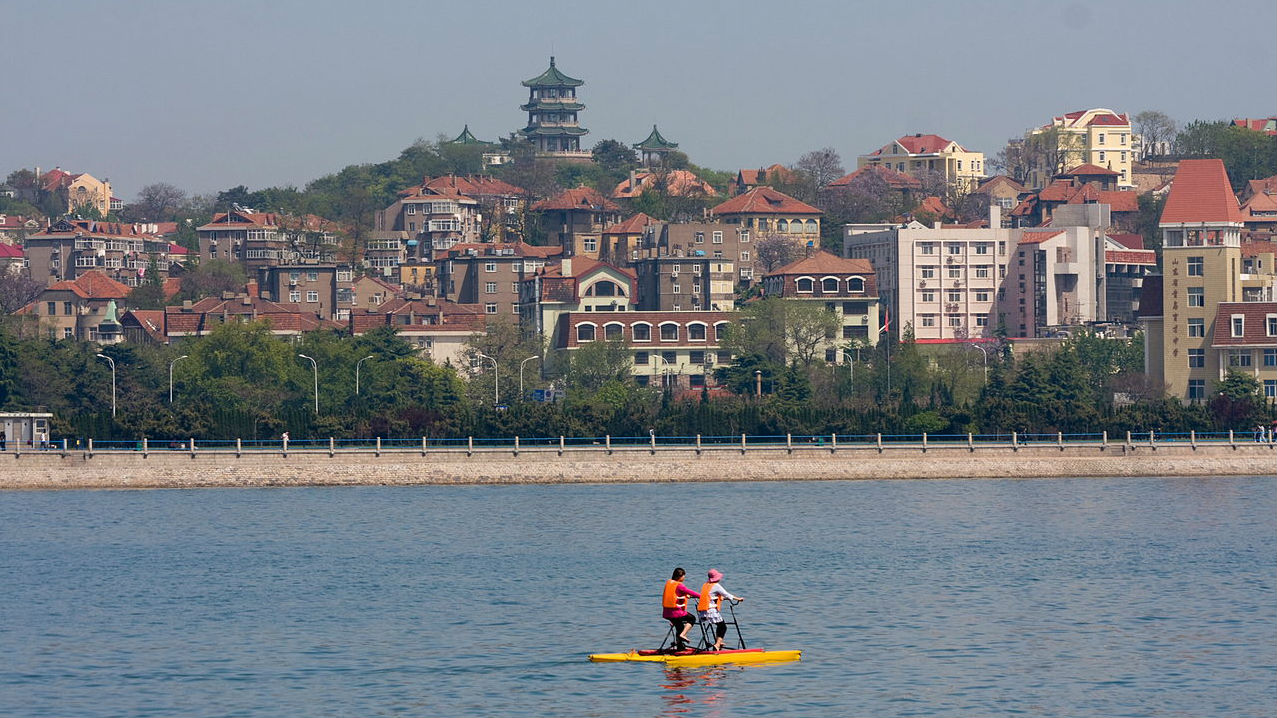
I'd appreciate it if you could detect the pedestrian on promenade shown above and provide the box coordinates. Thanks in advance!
[282,431,290,449]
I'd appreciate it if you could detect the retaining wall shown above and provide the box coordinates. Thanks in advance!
[3,442,1274,490]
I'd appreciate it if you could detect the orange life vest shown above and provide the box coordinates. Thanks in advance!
[662,579,686,610]
[697,582,722,612]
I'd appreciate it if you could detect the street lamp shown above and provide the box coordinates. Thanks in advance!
[967,343,989,384]
[298,354,318,413]
[169,354,189,404]
[754,369,762,397]
[476,352,499,405]
[519,355,541,400]
[95,353,116,418]
[355,355,374,395]
[654,353,672,390]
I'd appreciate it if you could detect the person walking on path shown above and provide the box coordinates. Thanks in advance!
[697,569,743,651]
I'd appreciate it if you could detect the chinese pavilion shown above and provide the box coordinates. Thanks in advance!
[633,125,679,166]
[519,57,589,157]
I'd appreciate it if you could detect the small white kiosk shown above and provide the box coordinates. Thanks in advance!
[1,412,54,450]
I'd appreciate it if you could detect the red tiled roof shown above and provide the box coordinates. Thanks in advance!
[532,186,621,212]
[1232,117,1277,135]
[611,170,715,199]
[914,196,950,217]
[1242,240,1276,257]
[162,277,182,300]
[1093,190,1139,213]
[422,174,527,197]
[889,133,960,155]
[827,165,922,191]
[712,186,820,216]
[1017,230,1065,245]
[1064,163,1119,176]
[122,309,166,342]
[1211,302,1277,346]
[1160,159,1245,225]
[1038,179,1079,202]
[54,270,131,300]
[974,175,1026,195]
[769,251,873,276]
[736,164,793,186]
[0,243,22,258]
[1108,233,1144,250]
[603,213,657,235]
[1105,250,1156,265]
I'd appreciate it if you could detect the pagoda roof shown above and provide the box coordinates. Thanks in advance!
[448,125,493,145]
[521,99,585,112]
[522,56,583,88]
[521,125,589,137]
[634,125,678,151]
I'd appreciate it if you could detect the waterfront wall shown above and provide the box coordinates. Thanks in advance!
[3,441,1274,490]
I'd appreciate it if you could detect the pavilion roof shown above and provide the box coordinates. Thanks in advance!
[634,125,678,151]
[522,56,583,88]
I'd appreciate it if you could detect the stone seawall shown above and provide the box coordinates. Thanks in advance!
[2,442,1274,490]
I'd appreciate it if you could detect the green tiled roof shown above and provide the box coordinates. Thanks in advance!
[521,99,585,112]
[521,126,589,137]
[522,56,584,88]
[634,125,678,151]
[448,125,494,145]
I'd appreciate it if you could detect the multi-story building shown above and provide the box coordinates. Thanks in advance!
[0,214,41,244]
[41,168,113,217]
[760,251,880,362]
[711,187,821,248]
[599,213,657,267]
[858,133,986,194]
[553,309,738,390]
[731,164,794,196]
[417,175,529,242]
[25,219,182,287]
[162,292,340,341]
[1009,164,1140,229]
[531,186,622,259]
[644,222,758,289]
[436,241,560,319]
[18,270,131,342]
[257,264,338,319]
[1025,109,1136,190]
[197,209,341,274]
[1140,159,1277,401]
[349,296,486,365]
[375,185,481,254]
[633,255,735,312]
[519,57,589,158]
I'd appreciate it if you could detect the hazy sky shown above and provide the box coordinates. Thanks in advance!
[6,0,1274,201]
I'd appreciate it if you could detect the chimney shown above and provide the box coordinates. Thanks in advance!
[989,203,1001,229]
[629,170,637,192]
[245,279,258,299]
[561,257,572,277]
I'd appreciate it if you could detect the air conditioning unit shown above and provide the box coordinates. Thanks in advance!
[953,281,963,288]
[918,280,927,288]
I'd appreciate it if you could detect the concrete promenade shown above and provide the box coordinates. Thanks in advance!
[3,437,1274,490]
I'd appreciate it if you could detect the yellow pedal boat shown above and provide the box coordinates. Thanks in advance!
[589,648,801,667]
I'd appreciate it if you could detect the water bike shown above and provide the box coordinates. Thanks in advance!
[589,599,801,666]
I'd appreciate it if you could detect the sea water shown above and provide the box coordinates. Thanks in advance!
[1,476,1274,717]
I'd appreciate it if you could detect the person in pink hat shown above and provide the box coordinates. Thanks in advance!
[696,568,743,651]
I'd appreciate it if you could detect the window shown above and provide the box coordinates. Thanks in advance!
[485,262,496,272]
[1187,257,1203,276]
[822,277,839,292]
[975,266,990,278]
[690,350,706,365]
[740,231,750,243]
[1187,349,1205,368]
[46,302,56,315]
[948,243,962,255]
[1187,287,1204,307]
[714,323,728,341]
[712,231,723,244]
[1265,380,1277,399]
[694,232,705,244]
[512,283,520,293]
[974,243,990,255]
[921,291,936,303]
[975,315,989,327]
[632,323,651,341]
[604,323,623,340]
[634,351,649,365]
[847,277,864,293]
[825,348,838,363]
[1098,133,1106,145]
[975,291,990,302]
[1231,315,1244,337]
[660,324,679,341]
[948,267,962,279]
[1188,379,1205,399]
[406,204,417,215]
[577,324,596,342]
[485,303,497,314]
[662,351,677,366]
[289,291,301,302]
[688,324,706,341]
[948,291,961,303]
[307,271,318,282]
[948,315,962,327]
[582,237,597,252]
[920,267,936,279]
[1265,348,1277,367]
[920,243,935,255]
[672,284,681,294]
[739,251,750,262]
[920,315,936,327]
[1099,151,1106,162]
[796,277,814,293]
[1228,350,1252,368]
[306,291,319,303]
[1267,315,1277,336]
[1188,318,1205,337]
[485,282,497,294]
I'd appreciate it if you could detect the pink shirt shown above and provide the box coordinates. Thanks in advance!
[662,582,700,619]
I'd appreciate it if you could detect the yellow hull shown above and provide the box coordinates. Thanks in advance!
[589,649,801,666]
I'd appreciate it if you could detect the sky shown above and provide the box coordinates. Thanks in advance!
[6,0,1274,201]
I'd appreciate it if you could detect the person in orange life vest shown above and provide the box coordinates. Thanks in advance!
[697,568,742,651]
[662,567,700,650]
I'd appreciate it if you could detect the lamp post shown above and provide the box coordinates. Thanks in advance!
[95,353,116,418]
[754,369,762,397]
[519,355,541,400]
[355,355,374,395]
[654,353,672,390]
[297,354,318,413]
[476,352,499,405]
[967,343,989,384]
[169,354,189,404]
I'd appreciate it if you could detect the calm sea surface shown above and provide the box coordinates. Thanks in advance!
[1,476,1274,717]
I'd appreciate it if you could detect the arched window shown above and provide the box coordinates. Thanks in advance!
[632,322,651,341]
[714,322,729,341]
[659,322,679,341]
[604,322,624,341]
[796,277,814,293]
[688,323,707,341]
[585,280,626,297]
[777,219,789,233]
[576,323,596,342]
[821,277,839,293]
[805,219,818,234]
[847,276,865,293]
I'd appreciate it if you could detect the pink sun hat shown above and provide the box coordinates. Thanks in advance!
[707,569,723,582]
